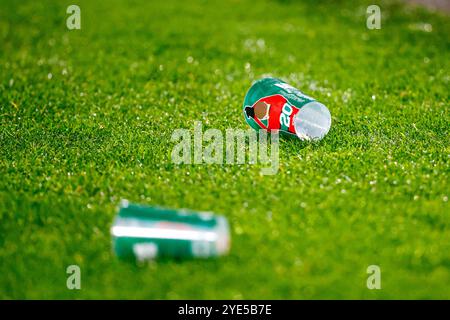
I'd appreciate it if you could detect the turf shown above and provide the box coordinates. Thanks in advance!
[0,0,449,299]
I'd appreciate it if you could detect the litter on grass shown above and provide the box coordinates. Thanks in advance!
[111,200,230,261]
[243,77,332,141]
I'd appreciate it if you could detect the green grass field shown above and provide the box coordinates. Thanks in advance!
[0,0,449,299]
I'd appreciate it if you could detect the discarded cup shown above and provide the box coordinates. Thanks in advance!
[243,77,332,140]
[111,200,230,261]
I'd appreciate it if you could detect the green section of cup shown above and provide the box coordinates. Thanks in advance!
[243,77,316,134]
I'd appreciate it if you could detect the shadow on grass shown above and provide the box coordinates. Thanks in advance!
[277,133,321,155]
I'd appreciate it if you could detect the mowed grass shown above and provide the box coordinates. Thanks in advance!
[0,0,449,299]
